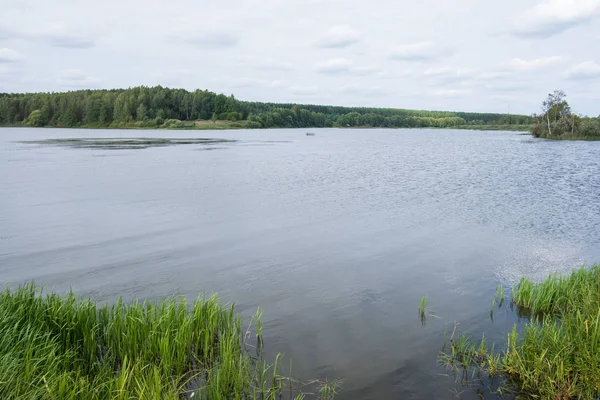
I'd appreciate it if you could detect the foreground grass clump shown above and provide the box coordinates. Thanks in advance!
[441,265,600,399]
[0,284,329,399]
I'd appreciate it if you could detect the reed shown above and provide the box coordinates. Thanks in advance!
[440,265,600,399]
[495,284,505,306]
[0,283,332,399]
[418,296,427,319]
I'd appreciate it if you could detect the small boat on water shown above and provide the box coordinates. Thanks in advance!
[306,132,315,136]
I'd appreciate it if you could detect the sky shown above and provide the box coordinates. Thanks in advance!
[1,0,600,115]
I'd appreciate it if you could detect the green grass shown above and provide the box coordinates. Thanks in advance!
[0,283,337,399]
[440,265,600,399]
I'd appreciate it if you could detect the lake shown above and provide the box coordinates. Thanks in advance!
[1,127,599,399]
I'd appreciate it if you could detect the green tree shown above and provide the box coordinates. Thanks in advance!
[27,109,44,127]
[136,104,147,122]
[113,93,131,122]
[541,90,570,136]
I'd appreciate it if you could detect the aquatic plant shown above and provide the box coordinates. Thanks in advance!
[0,283,333,399]
[418,296,427,319]
[440,265,600,399]
[495,284,504,306]
[317,378,342,400]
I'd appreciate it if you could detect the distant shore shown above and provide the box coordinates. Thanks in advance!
[0,120,533,132]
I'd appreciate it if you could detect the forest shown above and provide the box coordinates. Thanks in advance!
[0,86,533,130]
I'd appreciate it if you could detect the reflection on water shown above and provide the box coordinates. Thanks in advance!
[1,127,599,399]
[20,137,235,150]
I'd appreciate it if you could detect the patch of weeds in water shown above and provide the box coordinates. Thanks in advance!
[20,137,236,150]
[418,296,427,324]
[440,265,600,400]
[418,296,438,325]
[495,284,504,307]
[317,378,342,400]
[0,282,336,399]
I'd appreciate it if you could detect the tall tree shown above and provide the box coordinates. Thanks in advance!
[541,90,570,136]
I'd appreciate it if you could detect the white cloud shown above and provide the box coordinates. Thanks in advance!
[0,65,19,76]
[316,25,360,48]
[315,58,353,73]
[351,65,380,76]
[1,0,600,115]
[289,85,319,95]
[485,82,529,92]
[388,42,449,61]
[566,61,600,79]
[0,48,23,63]
[505,56,563,71]
[337,84,388,97]
[2,24,95,48]
[490,94,520,101]
[432,89,470,97]
[423,66,474,82]
[511,0,600,37]
[315,59,381,76]
[228,78,264,88]
[472,71,510,81]
[226,78,287,89]
[238,56,294,71]
[173,29,240,49]
[269,80,285,88]
[256,60,294,71]
[58,69,100,87]
[36,25,95,48]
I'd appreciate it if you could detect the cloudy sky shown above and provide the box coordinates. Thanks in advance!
[1,0,600,115]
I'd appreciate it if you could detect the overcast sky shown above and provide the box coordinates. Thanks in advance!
[1,0,600,115]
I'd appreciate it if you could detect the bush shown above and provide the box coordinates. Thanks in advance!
[162,119,184,128]
[227,111,241,121]
[578,118,600,137]
[246,121,262,129]
[27,109,44,127]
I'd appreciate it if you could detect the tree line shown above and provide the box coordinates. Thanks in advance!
[0,86,532,129]
[531,90,600,139]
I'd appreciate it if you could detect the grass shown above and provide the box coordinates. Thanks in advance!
[0,283,338,399]
[440,265,600,399]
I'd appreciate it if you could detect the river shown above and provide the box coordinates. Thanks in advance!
[1,127,599,399]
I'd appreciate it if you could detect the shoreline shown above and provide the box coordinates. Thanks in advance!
[0,122,532,132]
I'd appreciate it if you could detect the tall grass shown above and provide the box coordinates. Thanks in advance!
[440,265,600,399]
[0,283,334,399]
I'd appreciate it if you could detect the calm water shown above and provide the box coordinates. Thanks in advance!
[1,127,600,398]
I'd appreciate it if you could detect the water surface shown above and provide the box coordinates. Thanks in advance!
[1,127,599,399]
